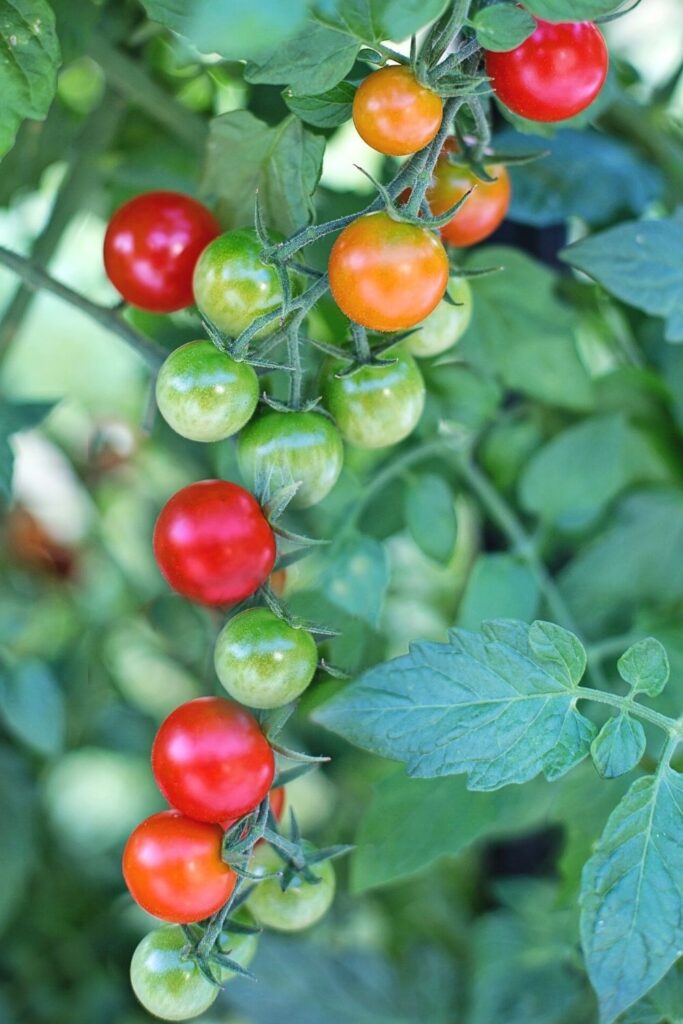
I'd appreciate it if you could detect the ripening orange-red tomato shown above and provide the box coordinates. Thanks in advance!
[352,65,443,156]
[426,142,511,247]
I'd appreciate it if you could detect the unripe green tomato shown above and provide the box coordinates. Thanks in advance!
[214,608,318,709]
[247,844,335,931]
[405,277,473,358]
[237,410,344,508]
[130,925,218,1021]
[192,229,284,339]
[155,340,259,442]
[322,347,425,449]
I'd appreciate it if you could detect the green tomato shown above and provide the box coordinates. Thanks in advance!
[322,347,425,449]
[214,607,318,709]
[247,844,335,932]
[237,410,344,508]
[405,277,473,358]
[216,909,259,982]
[155,340,259,442]
[192,229,284,339]
[130,926,218,1021]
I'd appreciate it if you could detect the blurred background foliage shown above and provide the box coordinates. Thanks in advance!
[0,0,683,1022]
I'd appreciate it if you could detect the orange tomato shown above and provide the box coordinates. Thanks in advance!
[352,65,443,156]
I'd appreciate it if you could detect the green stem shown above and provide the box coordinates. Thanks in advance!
[576,686,680,737]
[197,879,244,959]
[0,89,125,366]
[405,95,463,215]
[0,246,167,371]
[88,34,207,152]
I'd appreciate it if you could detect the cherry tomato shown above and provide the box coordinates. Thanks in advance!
[152,696,275,822]
[405,277,473,357]
[193,229,284,339]
[328,211,448,332]
[103,191,220,313]
[247,844,335,931]
[237,410,344,509]
[123,811,236,923]
[485,19,608,123]
[427,146,510,247]
[322,347,425,449]
[130,925,218,1021]
[156,340,258,442]
[153,480,276,606]
[352,65,443,156]
[214,608,318,709]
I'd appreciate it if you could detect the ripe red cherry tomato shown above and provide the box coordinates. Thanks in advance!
[485,20,608,123]
[328,211,449,332]
[153,480,276,606]
[103,191,220,312]
[152,697,275,823]
[427,148,511,247]
[352,65,443,156]
[123,811,236,923]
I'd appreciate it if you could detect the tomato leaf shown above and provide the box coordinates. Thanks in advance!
[317,0,450,44]
[590,714,645,779]
[457,554,539,630]
[246,25,359,96]
[284,82,356,128]
[201,110,324,235]
[404,474,457,565]
[620,962,683,1024]
[617,638,670,698]
[460,248,593,410]
[523,0,624,19]
[519,413,671,530]
[0,398,56,499]
[501,129,663,227]
[0,661,65,757]
[319,534,390,628]
[140,0,309,60]
[0,0,60,160]
[472,4,536,52]
[314,619,590,788]
[580,768,683,1021]
[560,212,683,343]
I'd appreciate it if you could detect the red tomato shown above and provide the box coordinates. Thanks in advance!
[123,811,236,923]
[153,480,276,606]
[352,65,443,156]
[152,697,275,823]
[426,144,511,247]
[328,211,448,332]
[103,191,220,312]
[221,784,286,833]
[485,20,608,123]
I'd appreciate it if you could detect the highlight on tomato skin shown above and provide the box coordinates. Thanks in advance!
[122,811,237,924]
[152,480,277,607]
[484,19,609,123]
[352,64,443,156]
[427,148,511,248]
[103,191,220,313]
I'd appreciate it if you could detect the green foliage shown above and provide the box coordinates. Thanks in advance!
[617,639,670,698]
[318,0,451,44]
[0,0,60,158]
[284,82,356,128]
[562,212,683,343]
[246,25,360,96]
[457,553,539,629]
[404,473,457,564]
[0,661,65,757]
[590,714,645,779]
[581,769,683,1021]
[201,110,324,234]
[523,0,624,18]
[472,4,536,52]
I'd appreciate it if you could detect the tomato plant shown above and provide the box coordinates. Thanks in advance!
[130,926,219,1021]
[237,410,344,508]
[152,696,275,821]
[485,20,609,123]
[352,65,443,156]
[405,277,473,357]
[214,607,318,708]
[153,480,276,605]
[328,211,449,332]
[103,191,220,312]
[247,845,336,932]
[123,811,236,923]
[427,145,511,247]
[322,347,426,449]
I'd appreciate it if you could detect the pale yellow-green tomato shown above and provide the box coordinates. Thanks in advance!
[130,926,218,1021]
[247,844,335,931]
[155,340,258,442]
[405,277,472,358]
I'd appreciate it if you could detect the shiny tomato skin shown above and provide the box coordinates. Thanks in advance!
[130,925,219,1020]
[485,20,608,123]
[152,696,275,823]
[427,152,510,247]
[103,191,220,313]
[123,811,236,924]
[328,211,448,332]
[352,65,443,156]
[153,480,276,606]
[406,277,473,357]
